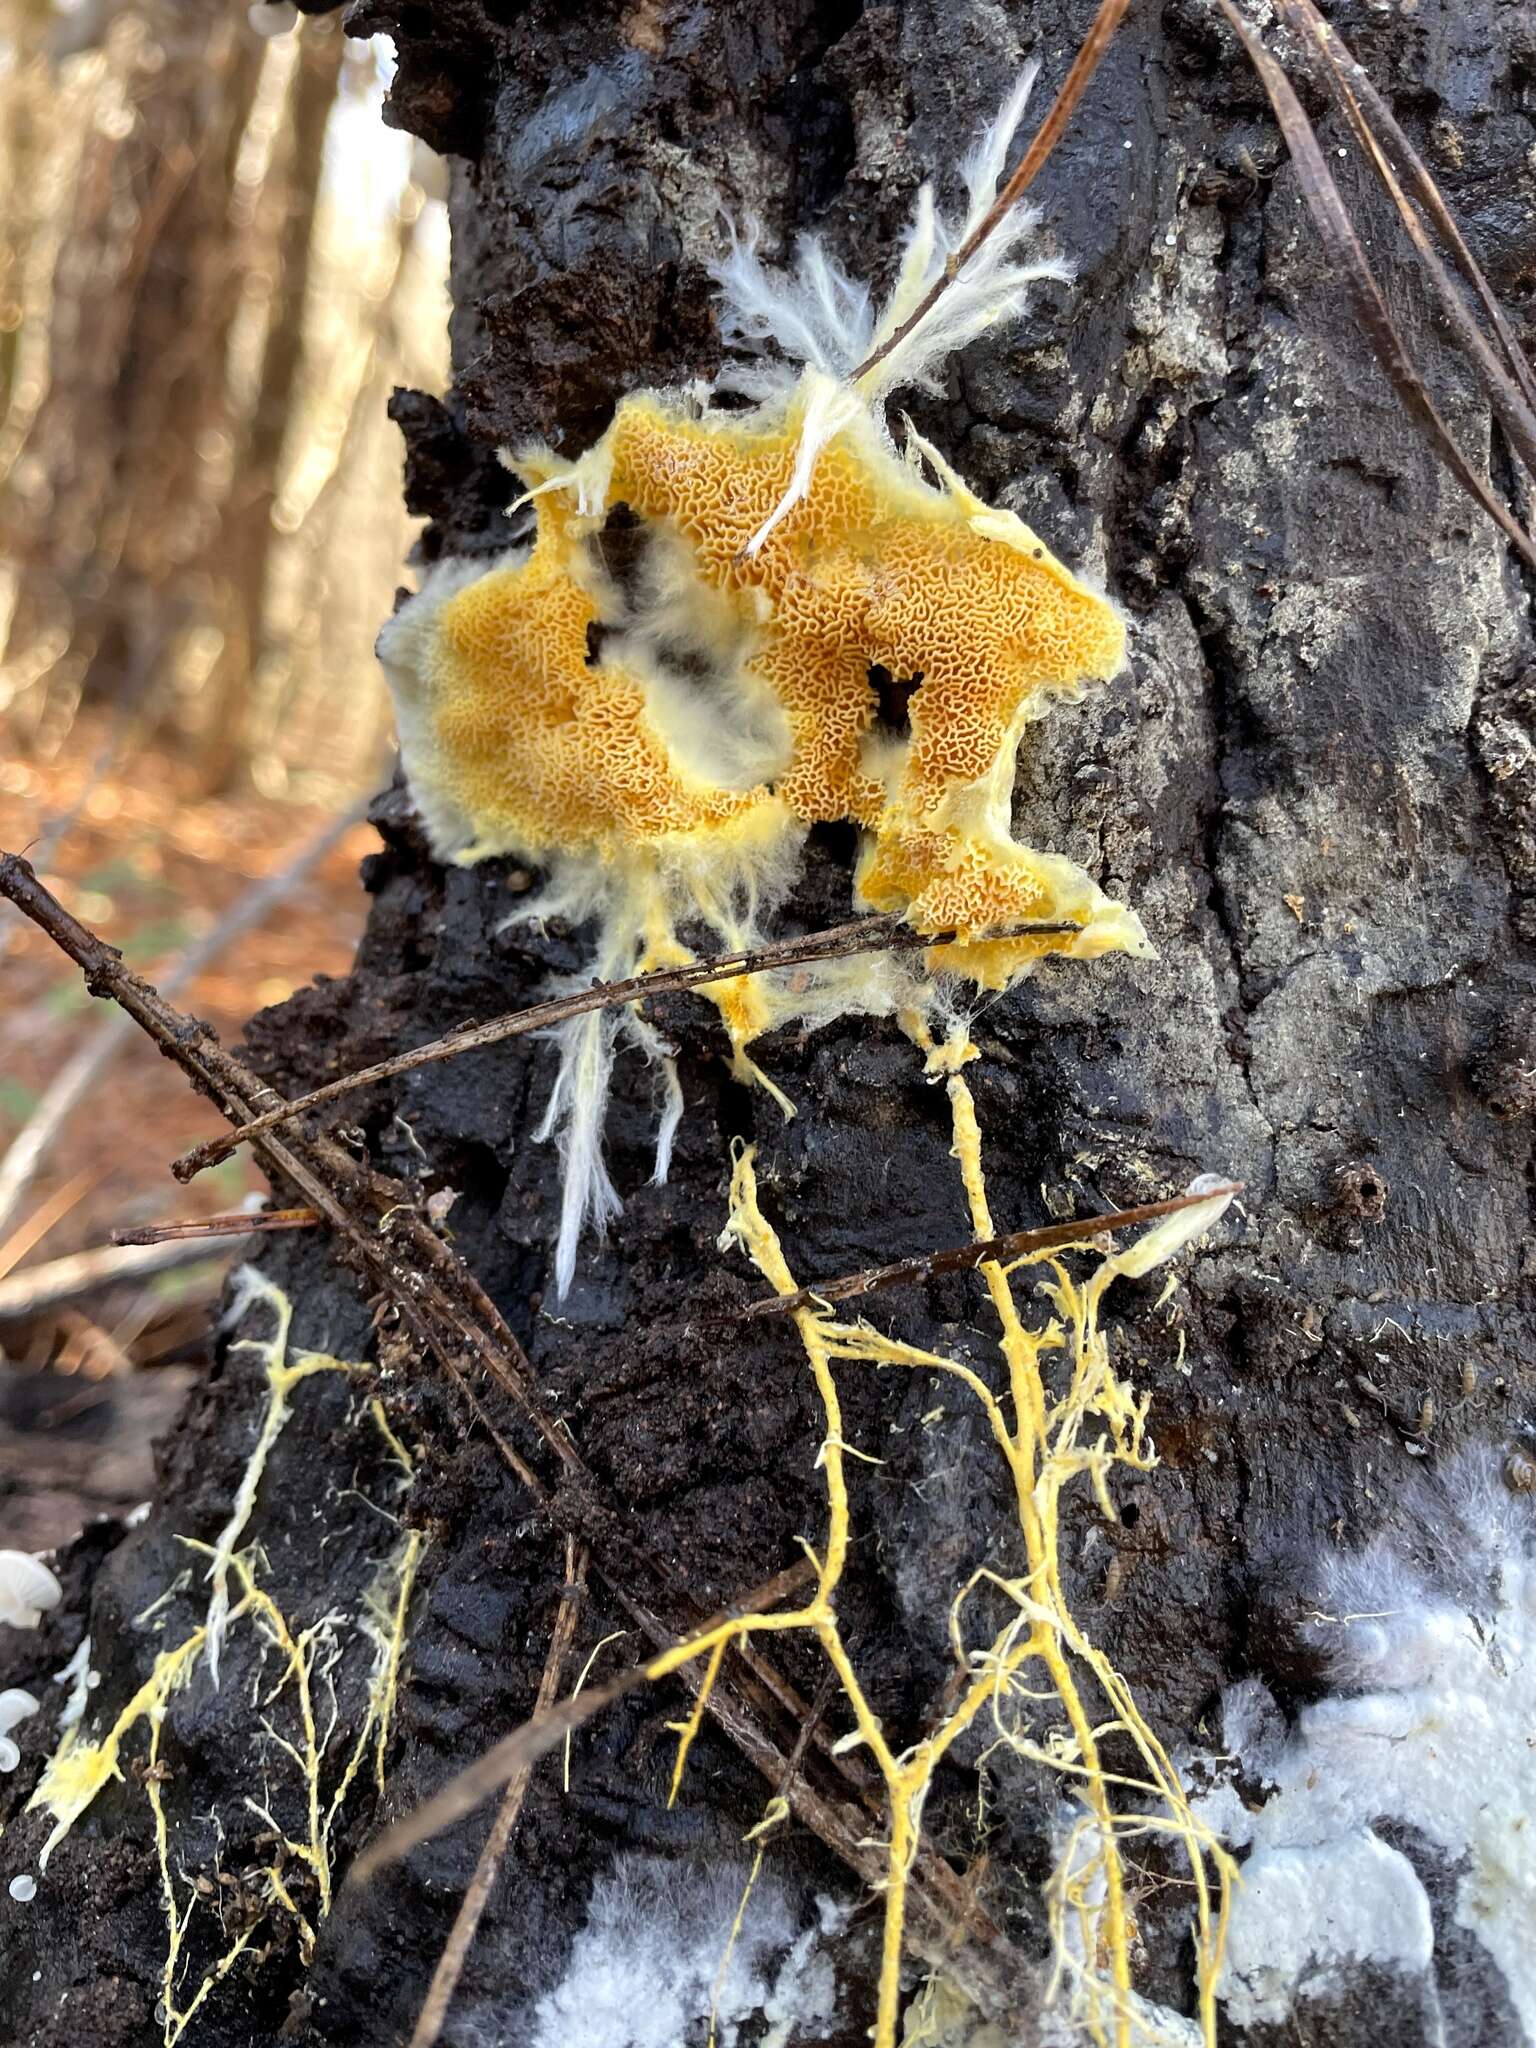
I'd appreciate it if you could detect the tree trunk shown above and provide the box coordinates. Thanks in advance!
[3,4,1534,2046]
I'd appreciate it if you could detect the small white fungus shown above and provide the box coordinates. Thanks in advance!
[52,1634,98,1730]
[525,1853,843,2048]
[0,1551,61,1631]
[8,1874,36,1904]
[0,1689,39,1772]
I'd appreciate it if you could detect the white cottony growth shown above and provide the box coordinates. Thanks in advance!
[711,62,1073,549]
[1196,1447,1536,2038]
[535,997,691,1298]
[0,1551,62,1631]
[525,1852,844,2048]
[621,1006,685,1187]
[535,1009,625,1300]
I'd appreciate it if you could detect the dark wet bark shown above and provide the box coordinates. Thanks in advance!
[3,4,1534,2045]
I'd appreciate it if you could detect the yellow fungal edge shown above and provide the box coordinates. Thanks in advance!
[24,1277,424,2048]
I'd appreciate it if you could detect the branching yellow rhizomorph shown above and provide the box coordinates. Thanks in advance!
[20,1273,424,2048]
[646,1041,1234,2048]
[376,69,1150,1292]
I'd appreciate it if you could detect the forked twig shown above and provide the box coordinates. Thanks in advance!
[0,872,1037,2008]
[170,913,1077,1180]
[0,800,366,1238]
[852,0,1134,386]
[735,1182,1242,1321]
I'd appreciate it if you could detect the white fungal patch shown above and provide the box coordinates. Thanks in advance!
[1216,1832,1435,2030]
[1198,1448,1536,2038]
[51,1634,98,1731]
[9,1873,36,1903]
[0,1689,39,1772]
[0,1551,61,1631]
[524,1853,843,2048]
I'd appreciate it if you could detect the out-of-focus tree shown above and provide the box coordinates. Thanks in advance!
[0,1,448,803]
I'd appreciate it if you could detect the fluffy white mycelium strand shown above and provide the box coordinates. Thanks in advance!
[711,60,1071,549]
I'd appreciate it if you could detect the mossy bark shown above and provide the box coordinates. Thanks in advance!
[3,4,1534,2044]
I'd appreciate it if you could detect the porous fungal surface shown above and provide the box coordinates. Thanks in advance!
[376,72,1149,1293]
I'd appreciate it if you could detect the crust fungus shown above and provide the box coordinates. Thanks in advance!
[377,71,1149,1293]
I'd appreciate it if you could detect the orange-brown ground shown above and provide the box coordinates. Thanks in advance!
[0,714,375,1545]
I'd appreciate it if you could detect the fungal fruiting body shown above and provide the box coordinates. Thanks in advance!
[0,1550,62,1631]
[377,72,1149,1289]
[0,1688,39,1773]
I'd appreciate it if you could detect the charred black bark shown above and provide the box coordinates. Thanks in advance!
[3,4,1534,2045]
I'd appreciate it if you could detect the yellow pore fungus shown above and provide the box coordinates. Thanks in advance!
[376,69,1151,1291]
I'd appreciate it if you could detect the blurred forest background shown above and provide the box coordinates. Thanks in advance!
[0,0,447,1546]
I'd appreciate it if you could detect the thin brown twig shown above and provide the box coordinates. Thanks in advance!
[170,913,1078,1180]
[0,798,367,1237]
[351,1557,819,1885]
[0,849,1029,2011]
[1277,0,1536,424]
[734,1182,1242,1322]
[408,1540,590,2048]
[111,1207,320,1246]
[1274,0,1536,481]
[1218,0,1536,572]
[0,847,562,1488]
[851,0,1134,387]
[774,1663,840,1804]
[0,1235,248,1324]
[0,1165,103,1283]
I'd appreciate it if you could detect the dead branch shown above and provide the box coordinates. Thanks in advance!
[111,1207,319,1246]
[0,799,367,1239]
[171,913,1078,1180]
[734,1182,1243,1321]
[0,1235,243,1324]
[0,847,1025,2005]
[1276,0,1536,426]
[1220,0,1536,571]
[1275,0,1536,479]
